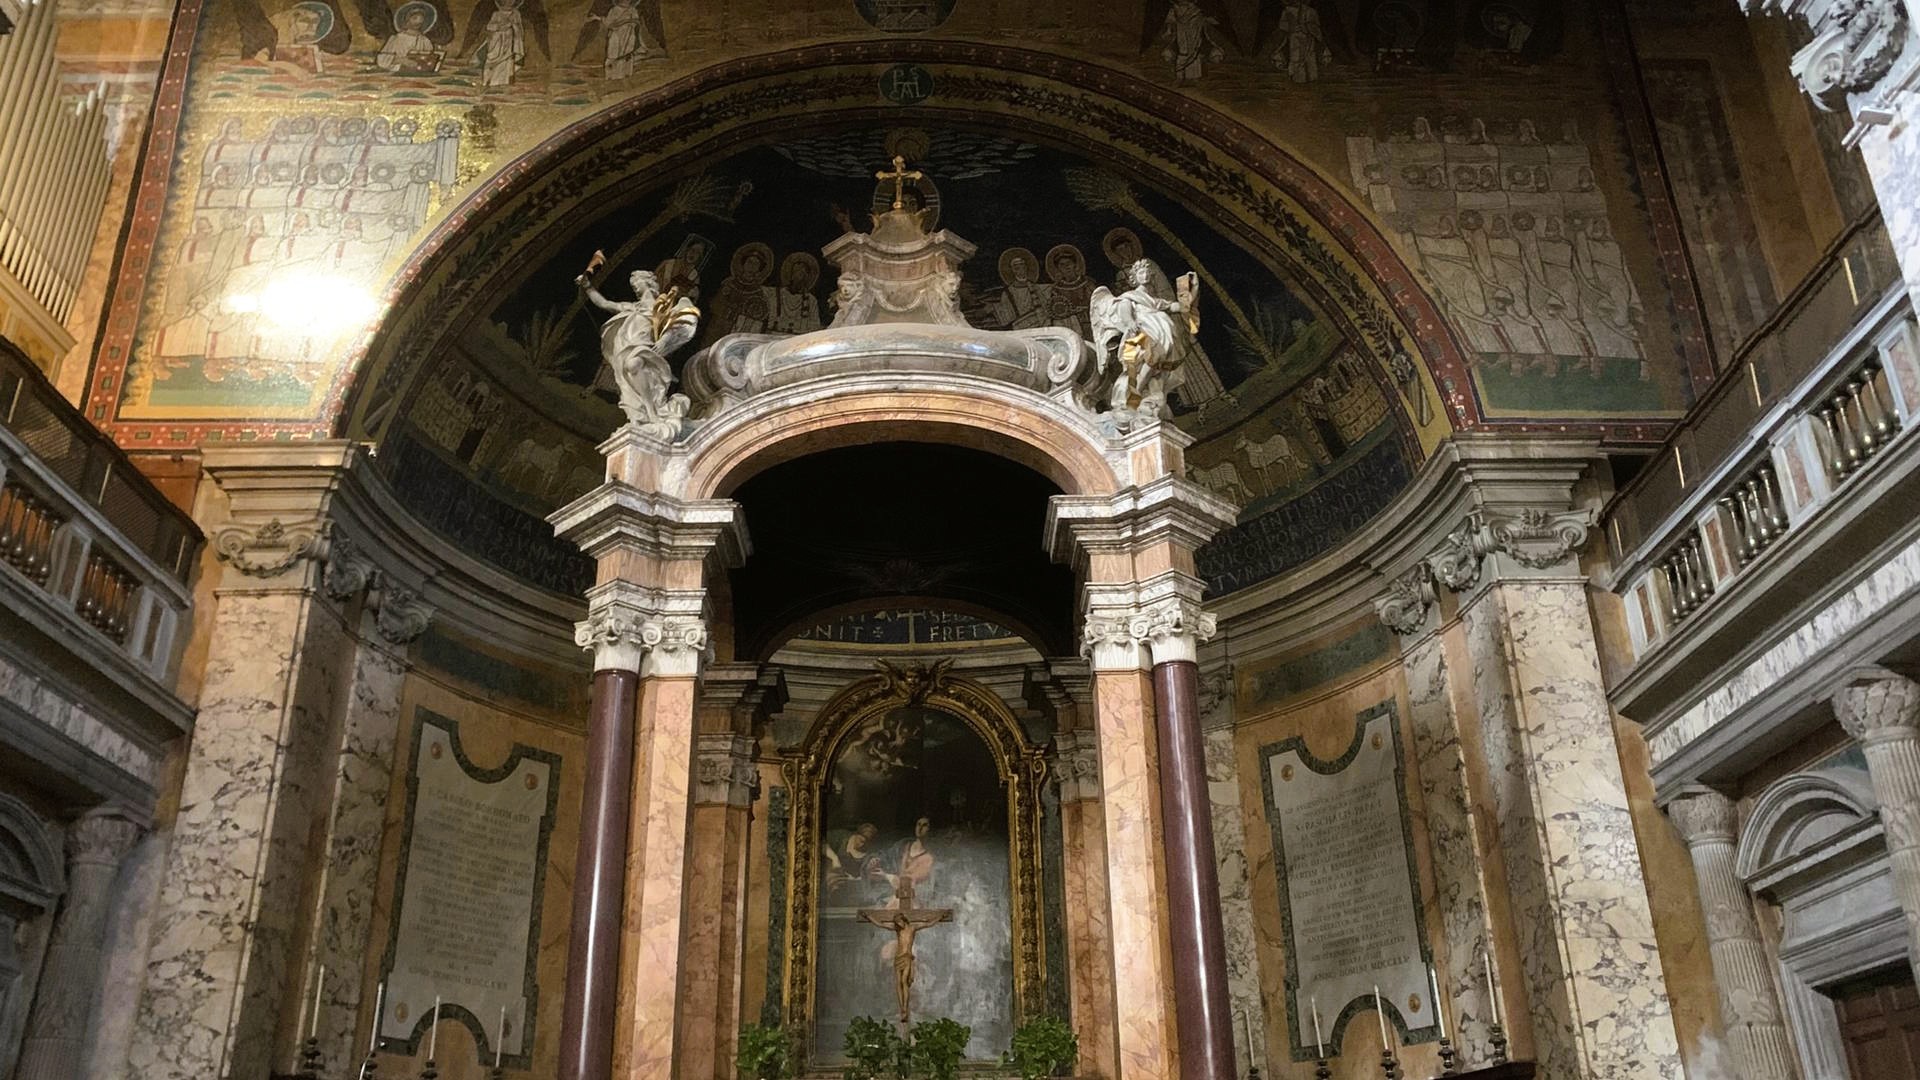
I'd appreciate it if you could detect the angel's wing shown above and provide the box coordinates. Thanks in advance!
[569,0,611,61]
[317,0,354,53]
[524,0,550,58]
[655,298,700,355]
[640,0,666,54]
[1088,285,1123,369]
[425,0,455,45]
[355,0,392,44]
[457,2,489,57]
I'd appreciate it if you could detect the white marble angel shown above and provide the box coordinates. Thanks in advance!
[1088,257,1201,419]
[578,265,700,438]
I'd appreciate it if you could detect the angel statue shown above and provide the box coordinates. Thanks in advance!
[578,258,700,439]
[1089,257,1202,421]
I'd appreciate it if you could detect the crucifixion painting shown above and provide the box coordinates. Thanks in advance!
[813,705,1015,1061]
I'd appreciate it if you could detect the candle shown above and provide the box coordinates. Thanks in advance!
[427,995,440,1060]
[1242,1008,1255,1059]
[1484,952,1502,1027]
[367,982,385,1055]
[308,964,326,1040]
[1429,965,1446,1035]
[496,1004,507,1068]
[1373,984,1388,1046]
[1310,995,1324,1058]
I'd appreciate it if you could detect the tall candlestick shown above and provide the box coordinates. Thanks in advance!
[369,982,386,1055]
[1373,985,1388,1046]
[495,1005,507,1068]
[1483,953,1501,1027]
[309,964,326,1040]
[1310,996,1324,1058]
[1429,966,1446,1035]
[427,996,440,1060]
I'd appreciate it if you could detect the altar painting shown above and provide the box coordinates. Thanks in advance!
[815,706,1013,1062]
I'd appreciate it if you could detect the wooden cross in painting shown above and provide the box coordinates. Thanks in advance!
[856,875,953,1027]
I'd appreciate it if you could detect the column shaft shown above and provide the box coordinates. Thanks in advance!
[1058,777,1119,1080]
[1833,673,1920,981]
[559,667,640,1080]
[1667,790,1796,1080]
[15,811,141,1080]
[1459,580,1683,1078]
[614,673,700,1080]
[1859,729,1920,978]
[1152,659,1234,1080]
[1092,666,1178,1080]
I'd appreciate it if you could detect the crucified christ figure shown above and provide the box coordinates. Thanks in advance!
[857,875,953,1025]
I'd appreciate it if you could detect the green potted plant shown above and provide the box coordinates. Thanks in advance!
[844,1016,908,1080]
[738,1022,797,1080]
[908,1017,971,1080]
[1005,1016,1078,1080]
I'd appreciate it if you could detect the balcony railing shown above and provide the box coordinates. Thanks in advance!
[1606,212,1901,561]
[0,337,200,679]
[1606,276,1920,660]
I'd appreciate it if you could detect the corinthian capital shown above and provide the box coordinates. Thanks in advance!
[66,808,142,868]
[1833,666,1920,743]
[1665,785,1739,847]
[1787,0,1909,111]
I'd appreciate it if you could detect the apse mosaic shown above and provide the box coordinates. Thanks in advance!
[376,126,1422,595]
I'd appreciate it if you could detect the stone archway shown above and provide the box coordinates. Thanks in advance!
[335,42,1469,451]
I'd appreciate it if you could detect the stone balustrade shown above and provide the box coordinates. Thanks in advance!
[1611,289,1920,660]
[0,340,199,681]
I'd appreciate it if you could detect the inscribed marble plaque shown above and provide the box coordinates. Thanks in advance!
[1263,703,1435,1057]
[379,711,560,1065]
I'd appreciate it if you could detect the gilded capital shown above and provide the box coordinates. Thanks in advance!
[1833,667,1920,743]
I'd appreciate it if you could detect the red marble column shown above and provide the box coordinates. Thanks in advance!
[560,666,639,1080]
[1153,658,1234,1080]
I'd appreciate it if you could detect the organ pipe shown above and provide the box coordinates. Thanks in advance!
[0,0,115,325]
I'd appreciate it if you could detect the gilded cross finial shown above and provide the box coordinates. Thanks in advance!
[875,155,924,211]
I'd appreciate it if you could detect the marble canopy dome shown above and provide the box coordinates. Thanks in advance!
[366,123,1425,607]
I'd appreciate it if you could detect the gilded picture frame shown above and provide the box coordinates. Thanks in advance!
[780,661,1048,1065]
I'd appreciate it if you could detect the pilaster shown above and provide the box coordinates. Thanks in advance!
[1664,787,1796,1080]
[1052,725,1119,1080]
[1831,666,1920,979]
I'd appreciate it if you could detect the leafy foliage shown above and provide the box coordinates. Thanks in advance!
[843,1016,909,1080]
[737,1022,799,1080]
[908,1017,972,1080]
[1005,1015,1079,1080]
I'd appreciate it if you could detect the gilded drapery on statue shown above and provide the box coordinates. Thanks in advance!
[783,665,1046,1065]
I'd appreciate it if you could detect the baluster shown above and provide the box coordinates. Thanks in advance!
[1861,364,1897,444]
[1720,494,1751,563]
[1759,463,1788,535]
[1849,378,1882,456]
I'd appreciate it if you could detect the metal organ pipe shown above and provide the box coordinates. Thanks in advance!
[0,0,116,325]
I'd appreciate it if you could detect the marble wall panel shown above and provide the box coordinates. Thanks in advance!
[0,650,162,790]
[126,585,353,1080]
[1460,581,1683,1080]
[1398,633,1498,1063]
[1858,96,1920,316]
[1059,777,1119,1079]
[616,675,699,1080]
[297,630,408,1070]
[1203,724,1267,1076]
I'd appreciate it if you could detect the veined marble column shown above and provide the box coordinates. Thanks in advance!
[15,808,142,1080]
[1195,667,1267,1080]
[1387,620,1504,1064]
[289,550,422,1071]
[1458,575,1683,1079]
[127,521,359,1080]
[1665,787,1796,1080]
[1053,728,1120,1080]
[1831,668,1920,979]
[1082,629,1179,1080]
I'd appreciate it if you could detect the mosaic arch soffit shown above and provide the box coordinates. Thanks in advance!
[332,42,1473,449]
